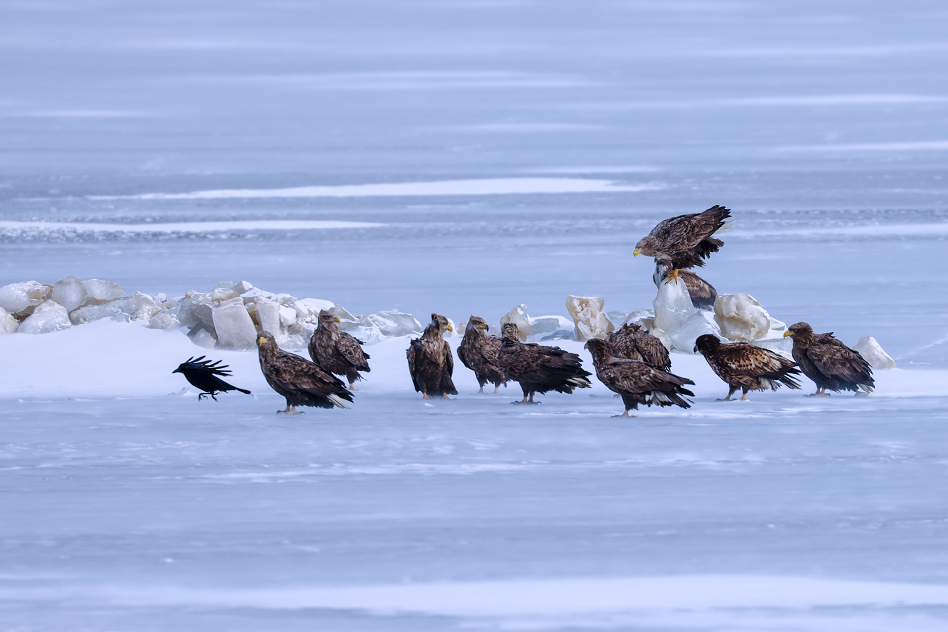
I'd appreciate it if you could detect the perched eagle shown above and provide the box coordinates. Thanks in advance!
[457,315,507,393]
[585,339,694,417]
[256,331,353,413]
[497,323,591,404]
[607,322,671,371]
[634,205,732,273]
[784,322,874,395]
[653,261,717,310]
[694,334,801,400]
[406,313,458,399]
[172,356,251,401]
[308,309,371,390]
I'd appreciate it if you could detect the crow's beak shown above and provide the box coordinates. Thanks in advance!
[172,368,180,373]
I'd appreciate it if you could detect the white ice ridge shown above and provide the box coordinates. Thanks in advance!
[89,178,661,200]
[65,575,948,615]
[0,220,384,233]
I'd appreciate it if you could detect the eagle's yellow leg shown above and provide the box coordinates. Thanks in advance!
[422,393,429,400]
[613,410,631,418]
[442,393,451,399]
[665,268,683,284]
[493,385,500,394]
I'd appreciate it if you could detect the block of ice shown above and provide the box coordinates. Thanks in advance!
[0,307,17,335]
[18,300,71,334]
[624,309,655,327]
[714,293,770,341]
[501,304,532,341]
[566,296,615,341]
[146,313,179,330]
[667,311,722,353]
[750,337,793,358]
[653,278,695,333]
[853,336,896,370]
[606,310,629,329]
[212,298,258,350]
[210,288,239,302]
[69,297,136,324]
[297,298,335,316]
[233,280,254,294]
[51,276,88,312]
[0,283,31,314]
[255,299,284,341]
[132,292,161,321]
[239,287,275,302]
[529,315,573,335]
[365,309,422,337]
[82,279,125,302]
[177,292,214,328]
[279,305,297,327]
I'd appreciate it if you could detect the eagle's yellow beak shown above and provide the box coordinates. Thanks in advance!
[258,336,266,345]
[445,324,453,332]
[333,316,341,323]
[783,331,793,338]
[633,248,642,257]
[478,322,489,330]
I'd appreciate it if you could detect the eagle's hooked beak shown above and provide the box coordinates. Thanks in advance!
[258,336,267,345]
[478,322,489,330]
[783,331,794,338]
[633,248,642,257]
[583,342,589,350]
[333,316,341,323]
[445,324,453,332]
[693,345,698,353]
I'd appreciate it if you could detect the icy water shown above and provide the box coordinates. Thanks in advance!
[2,0,948,630]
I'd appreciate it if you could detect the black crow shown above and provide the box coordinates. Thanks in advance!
[173,356,251,401]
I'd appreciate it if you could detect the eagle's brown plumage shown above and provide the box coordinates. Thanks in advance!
[497,323,591,404]
[634,205,732,270]
[784,322,874,395]
[457,315,506,393]
[694,334,801,401]
[256,331,353,414]
[308,309,371,389]
[653,262,717,310]
[607,322,671,371]
[585,339,694,417]
[406,313,458,399]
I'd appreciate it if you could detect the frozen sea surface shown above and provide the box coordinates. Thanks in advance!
[2,0,948,630]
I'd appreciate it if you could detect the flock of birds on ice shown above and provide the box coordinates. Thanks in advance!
[174,205,876,417]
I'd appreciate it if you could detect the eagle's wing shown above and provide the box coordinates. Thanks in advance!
[601,361,692,394]
[337,331,370,370]
[715,343,789,377]
[268,351,347,397]
[807,339,873,384]
[445,341,454,377]
[406,339,422,391]
[635,334,671,371]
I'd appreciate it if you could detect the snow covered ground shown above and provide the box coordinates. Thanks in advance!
[3,0,948,630]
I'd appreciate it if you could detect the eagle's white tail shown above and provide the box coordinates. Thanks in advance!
[329,394,352,409]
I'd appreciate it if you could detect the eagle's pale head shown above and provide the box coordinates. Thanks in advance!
[633,235,658,257]
[318,309,341,325]
[430,313,453,332]
[500,322,520,341]
[467,315,489,332]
